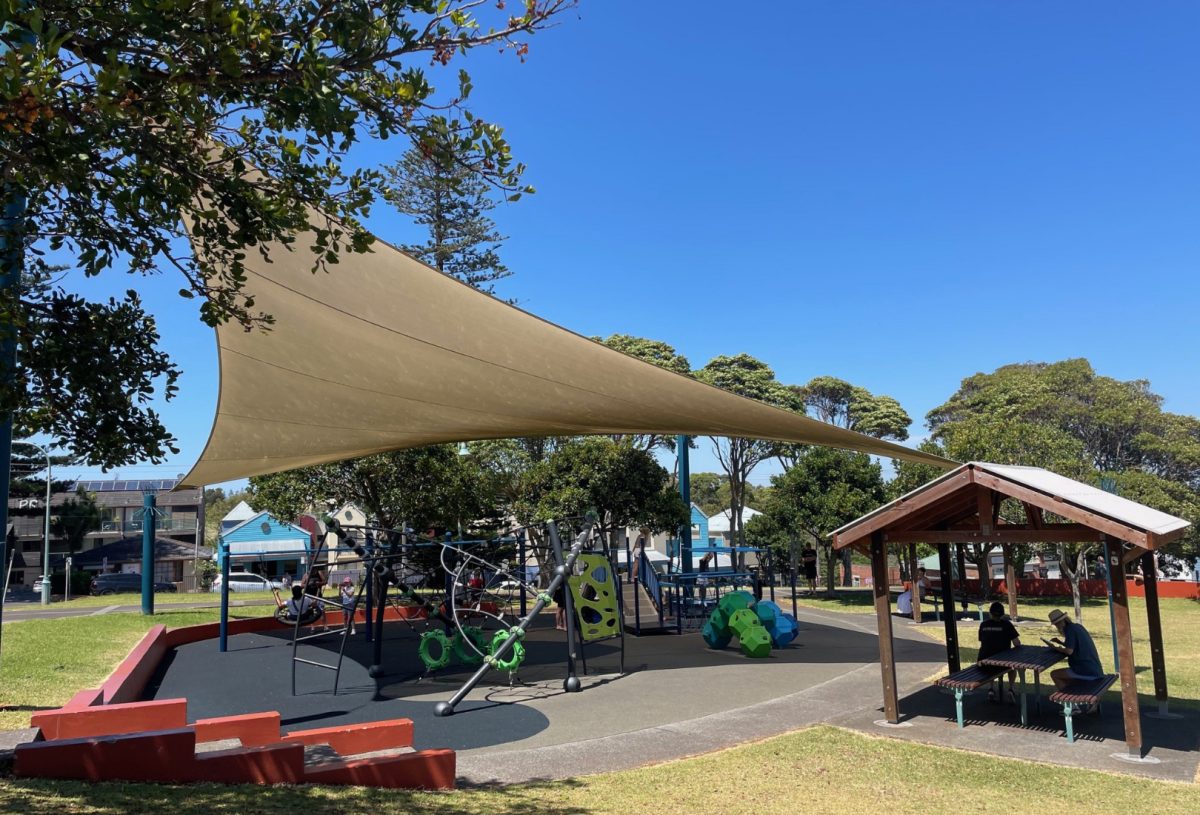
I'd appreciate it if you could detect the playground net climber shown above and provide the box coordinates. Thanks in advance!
[218,515,624,717]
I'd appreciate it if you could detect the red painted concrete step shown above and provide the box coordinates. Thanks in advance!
[303,747,457,790]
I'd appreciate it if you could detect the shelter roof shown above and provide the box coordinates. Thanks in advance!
[178,209,953,488]
[831,462,1190,552]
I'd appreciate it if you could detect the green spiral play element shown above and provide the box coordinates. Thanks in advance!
[418,629,453,671]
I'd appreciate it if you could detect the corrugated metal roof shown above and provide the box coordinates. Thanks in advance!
[976,463,1190,537]
[831,462,1191,544]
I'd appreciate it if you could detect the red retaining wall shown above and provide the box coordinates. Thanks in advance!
[20,608,457,790]
[15,728,197,782]
[283,719,413,755]
[102,624,169,703]
[303,748,457,790]
[194,711,282,747]
[31,698,188,740]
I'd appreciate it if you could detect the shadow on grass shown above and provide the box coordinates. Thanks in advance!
[0,776,593,815]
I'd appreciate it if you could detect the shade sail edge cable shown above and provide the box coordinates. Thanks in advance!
[178,195,957,488]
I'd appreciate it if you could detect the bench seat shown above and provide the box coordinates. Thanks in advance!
[1048,674,1117,743]
[935,664,1006,691]
[935,664,1008,728]
[1048,674,1117,705]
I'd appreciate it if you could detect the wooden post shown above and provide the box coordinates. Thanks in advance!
[871,532,899,723]
[909,542,921,623]
[1003,544,1018,621]
[1139,551,1170,714]
[937,543,960,673]
[1106,536,1142,757]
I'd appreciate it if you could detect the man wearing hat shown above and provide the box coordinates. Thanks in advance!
[1045,608,1104,699]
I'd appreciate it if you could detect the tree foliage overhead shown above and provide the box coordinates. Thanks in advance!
[748,447,885,595]
[1,0,573,465]
[695,353,794,565]
[249,445,488,534]
[914,359,1200,556]
[384,141,511,295]
[515,437,689,550]
[793,376,911,441]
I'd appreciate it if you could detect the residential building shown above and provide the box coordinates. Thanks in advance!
[217,508,312,580]
[4,478,203,589]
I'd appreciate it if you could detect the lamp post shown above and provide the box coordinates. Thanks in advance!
[12,440,51,606]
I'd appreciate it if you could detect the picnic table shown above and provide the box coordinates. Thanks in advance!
[978,645,1064,725]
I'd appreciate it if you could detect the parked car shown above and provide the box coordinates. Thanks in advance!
[211,572,283,593]
[90,572,178,595]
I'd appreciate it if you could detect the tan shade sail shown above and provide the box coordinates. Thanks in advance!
[179,217,954,488]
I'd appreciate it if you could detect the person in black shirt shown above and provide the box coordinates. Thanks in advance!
[977,601,1020,702]
[801,546,818,594]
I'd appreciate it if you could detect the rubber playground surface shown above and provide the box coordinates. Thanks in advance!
[146,607,1200,784]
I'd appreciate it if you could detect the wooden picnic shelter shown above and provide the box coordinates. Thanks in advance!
[830,461,1191,758]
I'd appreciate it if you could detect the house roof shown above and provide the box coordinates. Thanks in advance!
[221,500,257,523]
[831,462,1190,552]
[707,507,762,533]
[72,537,213,566]
[177,202,953,488]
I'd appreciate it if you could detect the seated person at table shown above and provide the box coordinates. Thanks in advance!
[1046,609,1104,707]
[896,567,931,616]
[978,601,1020,701]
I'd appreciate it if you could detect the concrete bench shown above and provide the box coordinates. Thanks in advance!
[1048,674,1118,742]
[935,664,1008,728]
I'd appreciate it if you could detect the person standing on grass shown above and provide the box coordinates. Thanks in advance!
[801,544,818,594]
[1046,609,1104,710]
[978,601,1020,702]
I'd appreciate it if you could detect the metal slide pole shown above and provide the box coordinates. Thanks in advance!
[435,520,588,717]
[518,530,527,618]
[550,521,581,691]
[364,553,374,643]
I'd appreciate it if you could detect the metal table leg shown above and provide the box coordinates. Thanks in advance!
[1019,669,1028,726]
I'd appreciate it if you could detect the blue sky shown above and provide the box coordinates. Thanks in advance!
[57,1,1200,491]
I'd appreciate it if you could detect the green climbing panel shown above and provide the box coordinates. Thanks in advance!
[567,553,621,642]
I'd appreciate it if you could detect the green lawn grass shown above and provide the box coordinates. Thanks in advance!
[42,590,278,608]
[1,725,1197,814]
[0,607,267,731]
[913,595,1200,710]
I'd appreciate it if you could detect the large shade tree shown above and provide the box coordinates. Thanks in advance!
[695,354,794,570]
[748,447,886,596]
[898,359,1200,619]
[781,375,912,585]
[383,141,512,295]
[515,437,689,565]
[1,0,574,466]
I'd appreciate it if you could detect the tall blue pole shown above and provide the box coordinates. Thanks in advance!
[677,435,693,575]
[219,540,230,652]
[141,491,156,614]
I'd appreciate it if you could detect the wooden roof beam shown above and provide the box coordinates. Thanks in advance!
[884,526,1105,544]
